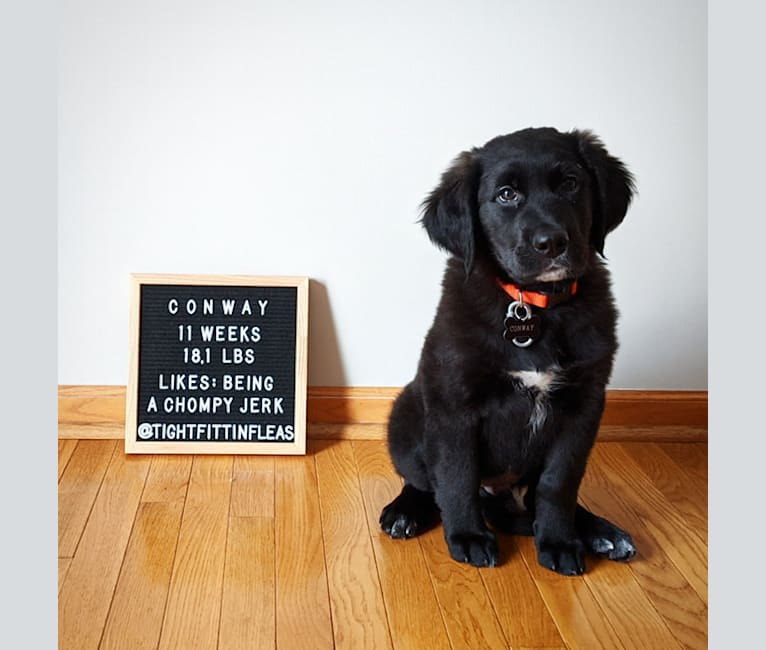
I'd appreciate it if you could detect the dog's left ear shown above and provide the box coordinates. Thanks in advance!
[574,130,636,256]
[420,150,481,275]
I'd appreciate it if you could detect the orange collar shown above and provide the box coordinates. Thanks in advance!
[497,278,578,309]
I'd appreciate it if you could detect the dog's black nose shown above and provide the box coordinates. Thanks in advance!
[532,229,569,258]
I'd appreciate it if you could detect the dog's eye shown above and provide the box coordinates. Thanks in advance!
[560,176,579,193]
[496,186,520,204]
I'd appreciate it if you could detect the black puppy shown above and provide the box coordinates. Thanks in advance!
[380,127,637,575]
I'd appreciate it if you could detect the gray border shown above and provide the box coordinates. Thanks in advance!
[709,0,766,644]
[0,0,57,646]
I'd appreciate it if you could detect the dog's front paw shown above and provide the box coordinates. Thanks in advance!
[446,529,499,567]
[536,537,586,576]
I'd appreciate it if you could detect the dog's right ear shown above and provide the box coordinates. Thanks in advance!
[574,130,636,256]
[419,150,481,274]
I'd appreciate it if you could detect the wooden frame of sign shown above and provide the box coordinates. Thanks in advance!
[125,274,309,455]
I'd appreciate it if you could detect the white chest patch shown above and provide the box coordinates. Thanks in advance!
[508,366,561,434]
[508,368,560,395]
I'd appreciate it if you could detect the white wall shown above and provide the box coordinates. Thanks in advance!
[58,0,707,390]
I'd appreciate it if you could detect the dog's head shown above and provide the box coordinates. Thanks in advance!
[421,127,635,285]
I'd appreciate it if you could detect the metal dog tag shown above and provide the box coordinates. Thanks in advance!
[504,301,541,348]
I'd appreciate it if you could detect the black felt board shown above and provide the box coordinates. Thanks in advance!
[125,276,308,454]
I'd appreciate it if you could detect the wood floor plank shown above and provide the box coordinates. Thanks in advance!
[100,500,185,650]
[352,440,452,650]
[479,536,566,649]
[158,455,233,650]
[58,439,117,557]
[659,443,707,484]
[418,526,508,650]
[515,536,624,650]
[58,439,78,480]
[100,455,192,648]
[580,489,707,650]
[230,455,275,518]
[590,444,708,602]
[620,442,707,538]
[314,441,393,650]
[571,446,687,648]
[274,452,334,649]
[581,555,680,648]
[141,455,193,503]
[59,557,71,594]
[654,442,709,501]
[58,450,151,650]
[219,517,275,650]
[581,448,708,649]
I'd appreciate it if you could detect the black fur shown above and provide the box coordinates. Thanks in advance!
[380,127,637,574]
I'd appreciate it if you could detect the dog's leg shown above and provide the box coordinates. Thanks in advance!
[576,504,637,561]
[381,383,442,539]
[386,383,430,489]
[380,484,440,539]
[533,419,600,575]
[427,413,499,568]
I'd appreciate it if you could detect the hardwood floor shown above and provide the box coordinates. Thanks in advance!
[58,438,707,649]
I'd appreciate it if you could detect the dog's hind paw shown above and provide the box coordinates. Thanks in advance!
[380,507,420,539]
[380,484,439,539]
[584,531,637,562]
[576,506,637,562]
